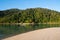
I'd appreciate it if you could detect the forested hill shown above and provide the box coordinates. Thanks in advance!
[0,8,60,23]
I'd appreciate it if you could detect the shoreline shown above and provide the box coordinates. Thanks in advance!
[3,27,60,40]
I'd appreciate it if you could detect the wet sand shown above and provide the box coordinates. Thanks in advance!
[3,27,60,40]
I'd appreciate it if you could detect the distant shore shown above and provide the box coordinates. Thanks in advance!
[0,22,60,26]
[0,22,60,24]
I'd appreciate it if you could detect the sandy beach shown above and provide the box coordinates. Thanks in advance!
[3,27,60,40]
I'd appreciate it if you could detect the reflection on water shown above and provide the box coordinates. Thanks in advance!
[0,23,60,39]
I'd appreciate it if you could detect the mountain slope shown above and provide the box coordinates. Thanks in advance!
[0,8,60,23]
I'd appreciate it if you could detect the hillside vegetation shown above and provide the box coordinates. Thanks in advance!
[0,8,60,23]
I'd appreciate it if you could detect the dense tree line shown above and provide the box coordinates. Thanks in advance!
[0,8,60,23]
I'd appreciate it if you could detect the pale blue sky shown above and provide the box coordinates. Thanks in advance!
[0,0,60,11]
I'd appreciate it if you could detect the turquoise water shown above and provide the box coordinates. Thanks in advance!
[0,24,60,37]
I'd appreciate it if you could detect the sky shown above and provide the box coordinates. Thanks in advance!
[0,0,60,11]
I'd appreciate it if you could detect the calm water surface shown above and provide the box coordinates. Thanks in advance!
[0,23,60,37]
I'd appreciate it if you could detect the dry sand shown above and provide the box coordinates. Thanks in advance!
[3,27,60,40]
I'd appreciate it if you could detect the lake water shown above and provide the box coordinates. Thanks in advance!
[0,23,60,38]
